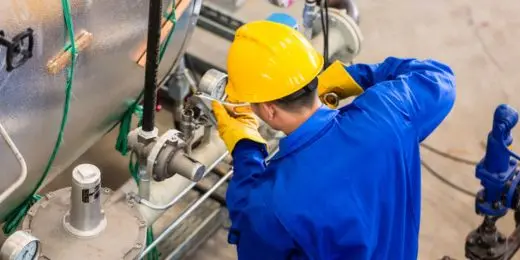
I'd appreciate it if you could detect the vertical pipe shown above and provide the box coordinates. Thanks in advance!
[138,164,151,200]
[302,0,316,40]
[142,0,162,132]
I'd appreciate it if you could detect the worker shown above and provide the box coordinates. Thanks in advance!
[211,20,456,260]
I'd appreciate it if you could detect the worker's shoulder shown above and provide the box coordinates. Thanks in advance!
[335,101,415,143]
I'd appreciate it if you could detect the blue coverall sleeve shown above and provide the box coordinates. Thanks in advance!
[344,57,456,141]
[226,140,297,259]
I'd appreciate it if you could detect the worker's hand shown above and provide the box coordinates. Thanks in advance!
[212,101,266,152]
[318,60,364,108]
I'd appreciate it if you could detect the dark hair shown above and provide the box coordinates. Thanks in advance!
[272,77,319,112]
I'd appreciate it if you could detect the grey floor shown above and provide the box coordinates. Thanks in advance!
[48,0,520,259]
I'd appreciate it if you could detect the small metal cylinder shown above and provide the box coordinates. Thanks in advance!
[179,108,195,143]
[63,164,107,237]
[168,151,206,182]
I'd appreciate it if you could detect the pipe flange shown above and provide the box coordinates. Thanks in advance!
[137,127,159,144]
[62,211,107,238]
[21,187,147,260]
[147,129,185,182]
[326,8,363,63]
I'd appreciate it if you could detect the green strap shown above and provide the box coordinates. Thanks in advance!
[2,0,78,235]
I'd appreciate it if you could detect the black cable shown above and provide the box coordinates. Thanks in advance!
[419,143,479,197]
[421,160,476,197]
[420,143,479,166]
[319,1,329,67]
[324,0,330,67]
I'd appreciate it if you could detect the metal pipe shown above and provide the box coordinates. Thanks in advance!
[137,169,234,259]
[119,130,227,225]
[0,122,27,204]
[142,0,162,131]
[302,0,317,39]
[138,164,150,200]
[138,148,280,259]
[134,151,229,210]
[163,207,222,259]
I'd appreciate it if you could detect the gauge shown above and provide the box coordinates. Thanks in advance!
[1,231,41,260]
[198,69,228,101]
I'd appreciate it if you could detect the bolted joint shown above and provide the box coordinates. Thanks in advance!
[137,127,159,144]
[139,129,206,182]
[127,127,159,161]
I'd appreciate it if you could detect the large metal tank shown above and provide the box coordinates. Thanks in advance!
[0,0,202,220]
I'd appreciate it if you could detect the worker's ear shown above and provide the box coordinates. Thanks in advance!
[257,102,277,121]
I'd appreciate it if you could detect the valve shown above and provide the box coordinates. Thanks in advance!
[475,104,519,217]
[0,28,34,72]
[465,104,520,260]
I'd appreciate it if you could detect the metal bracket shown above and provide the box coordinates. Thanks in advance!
[0,28,34,72]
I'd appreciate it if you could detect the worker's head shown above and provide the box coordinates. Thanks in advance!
[225,21,324,133]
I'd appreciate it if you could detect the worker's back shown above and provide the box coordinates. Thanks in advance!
[225,57,456,260]
[268,103,421,259]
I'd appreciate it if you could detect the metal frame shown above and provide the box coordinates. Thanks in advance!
[196,3,245,41]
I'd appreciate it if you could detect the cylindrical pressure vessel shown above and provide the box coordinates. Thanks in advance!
[0,0,202,220]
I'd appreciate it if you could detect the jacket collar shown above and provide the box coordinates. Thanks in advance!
[269,105,338,161]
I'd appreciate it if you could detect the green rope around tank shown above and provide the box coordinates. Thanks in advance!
[116,3,178,260]
[2,2,177,260]
[2,0,78,235]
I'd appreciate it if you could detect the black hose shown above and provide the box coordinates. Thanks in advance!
[324,0,330,67]
[421,143,479,166]
[319,1,329,67]
[142,0,163,132]
[421,160,476,197]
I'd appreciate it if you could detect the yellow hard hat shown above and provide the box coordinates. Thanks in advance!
[225,20,324,103]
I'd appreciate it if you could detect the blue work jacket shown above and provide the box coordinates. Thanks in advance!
[226,57,456,260]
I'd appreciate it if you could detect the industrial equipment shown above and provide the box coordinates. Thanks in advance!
[0,0,202,221]
[462,104,520,260]
[0,0,365,259]
[19,164,146,259]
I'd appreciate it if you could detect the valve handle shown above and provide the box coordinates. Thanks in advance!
[483,104,519,173]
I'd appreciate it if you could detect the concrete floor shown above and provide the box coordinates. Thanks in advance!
[49,0,520,259]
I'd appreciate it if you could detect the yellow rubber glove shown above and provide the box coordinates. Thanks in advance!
[212,101,266,152]
[317,60,364,108]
